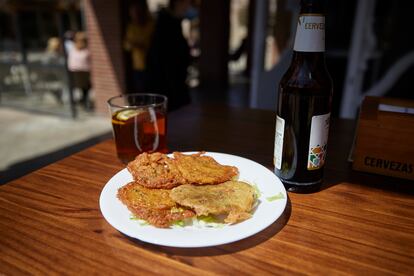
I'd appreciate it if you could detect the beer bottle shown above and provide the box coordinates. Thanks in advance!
[274,0,333,193]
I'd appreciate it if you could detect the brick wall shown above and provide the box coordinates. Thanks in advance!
[84,0,125,115]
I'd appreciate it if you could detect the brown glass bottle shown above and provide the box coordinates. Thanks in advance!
[274,0,333,193]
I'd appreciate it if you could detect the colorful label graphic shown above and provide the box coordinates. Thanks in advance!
[308,113,330,170]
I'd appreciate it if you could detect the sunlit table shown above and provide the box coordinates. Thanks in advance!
[1,104,413,274]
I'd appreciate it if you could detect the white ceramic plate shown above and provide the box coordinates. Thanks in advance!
[99,152,287,248]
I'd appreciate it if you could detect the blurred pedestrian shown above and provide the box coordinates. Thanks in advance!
[124,0,154,92]
[42,37,63,64]
[42,37,64,103]
[145,0,192,111]
[67,32,92,110]
[63,30,75,54]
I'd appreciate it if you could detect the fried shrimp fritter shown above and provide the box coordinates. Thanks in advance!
[117,182,195,228]
[173,152,239,185]
[170,181,256,224]
[127,152,187,189]
[128,152,239,188]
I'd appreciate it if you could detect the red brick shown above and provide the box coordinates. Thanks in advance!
[84,0,125,115]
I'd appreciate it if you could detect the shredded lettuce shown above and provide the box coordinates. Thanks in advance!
[172,220,185,227]
[266,192,285,201]
[197,215,218,223]
[251,183,262,198]
[130,215,227,228]
[130,216,149,226]
[169,216,227,228]
[194,215,226,228]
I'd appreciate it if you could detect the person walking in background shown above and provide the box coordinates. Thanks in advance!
[145,0,192,111]
[67,32,92,110]
[63,30,75,54]
[42,37,63,64]
[124,0,154,92]
[42,37,64,103]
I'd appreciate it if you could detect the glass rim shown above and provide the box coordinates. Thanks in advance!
[107,93,168,109]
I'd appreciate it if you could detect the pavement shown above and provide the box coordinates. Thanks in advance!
[0,107,112,183]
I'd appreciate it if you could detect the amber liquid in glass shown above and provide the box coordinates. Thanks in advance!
[111,108,167,163]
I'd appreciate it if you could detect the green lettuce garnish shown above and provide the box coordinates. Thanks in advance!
[197,215,218,223]
[130,216,149,226]
[172,220,185,227]
[266,192,285,201]
[251,183,262,198]
[195,215,226,228]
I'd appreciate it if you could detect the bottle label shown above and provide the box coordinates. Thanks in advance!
[274,115,285,170]
[293,15,325,52]
[308,113,330,170]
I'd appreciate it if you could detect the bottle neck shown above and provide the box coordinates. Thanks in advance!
[294,0,326,53]
[299,0,325,14]
[291,51,326,71]
[290,1,328,71]
[293,13,325,53]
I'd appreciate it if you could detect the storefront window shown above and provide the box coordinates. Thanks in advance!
[0,0,84,117]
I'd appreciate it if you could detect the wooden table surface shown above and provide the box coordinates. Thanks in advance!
[1,104,413,275]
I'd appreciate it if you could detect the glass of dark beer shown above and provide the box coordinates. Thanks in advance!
[107,93,168,163]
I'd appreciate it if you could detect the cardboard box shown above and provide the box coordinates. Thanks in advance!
[352,96,414,180]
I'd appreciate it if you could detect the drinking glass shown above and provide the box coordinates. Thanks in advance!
[107,93,168,163]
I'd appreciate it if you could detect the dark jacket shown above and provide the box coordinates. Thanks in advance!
[145,9,191,111]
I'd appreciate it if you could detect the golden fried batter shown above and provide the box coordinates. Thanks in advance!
[128,152,239,188]
[127,152,187,189]
[173,152,239,185]
[170,181,256,224]
[117,182,195,228]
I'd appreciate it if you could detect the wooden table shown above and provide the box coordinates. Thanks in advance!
[1,105,413,274]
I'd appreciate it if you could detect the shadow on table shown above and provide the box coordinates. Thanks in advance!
[321,166,414,195]
[126,196,292,256]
